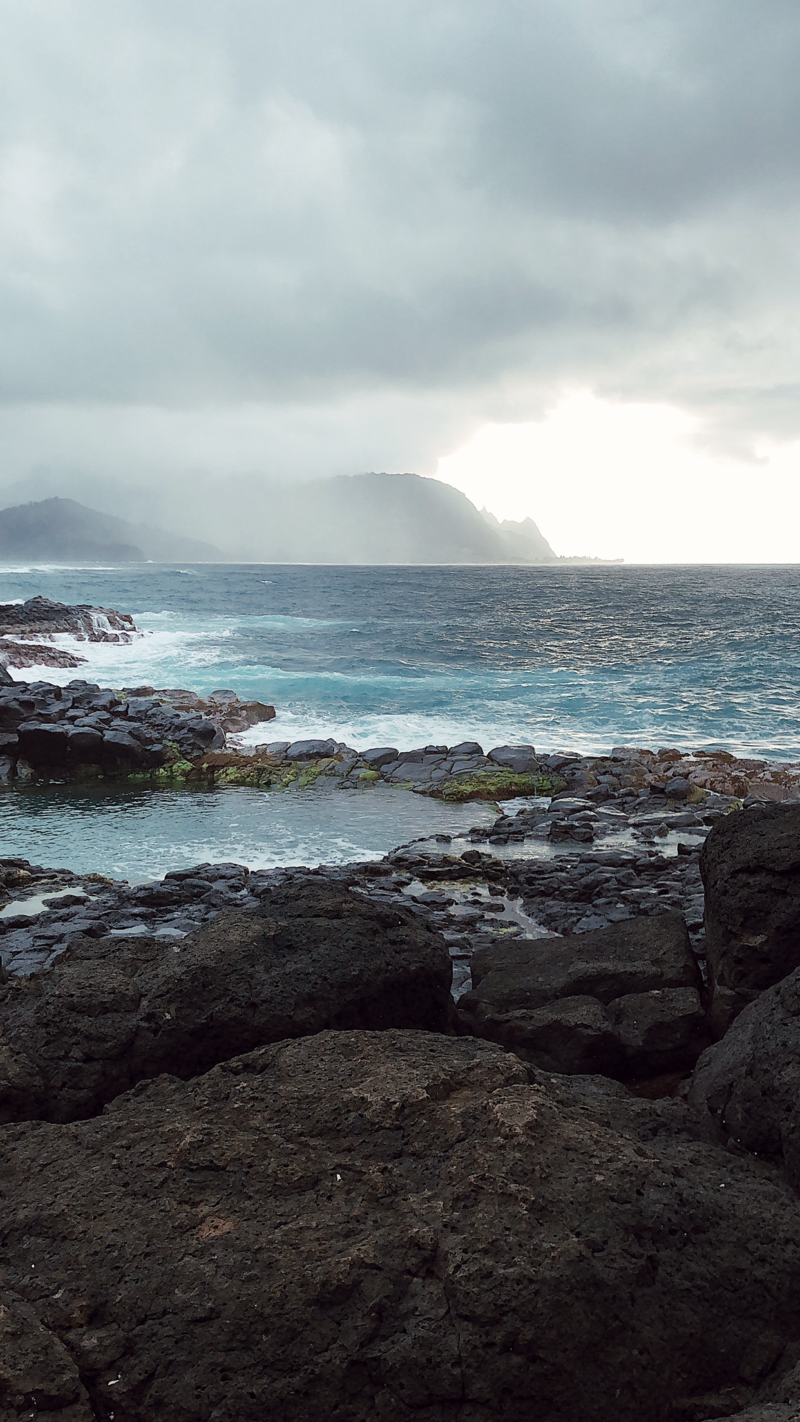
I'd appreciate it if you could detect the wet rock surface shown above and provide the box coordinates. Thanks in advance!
[133,685,276,735]
[0,881,454,1124]
[4,1030,800,1422]
[0,839,708,979]
[201,736,800,809]
[0,595,136,672]
[701,803,800,1033]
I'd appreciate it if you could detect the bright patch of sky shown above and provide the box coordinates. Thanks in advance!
[437,394,800,564]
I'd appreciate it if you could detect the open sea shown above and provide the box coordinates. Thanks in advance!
[0,562,797,877]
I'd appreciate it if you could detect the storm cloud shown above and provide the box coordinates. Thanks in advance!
[2,0,800,519]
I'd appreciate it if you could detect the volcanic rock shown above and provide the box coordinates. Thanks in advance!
[689,964,800,1186]
[0,881,454,1123]
[458,913,709,1076]
[488,744,540,774]
[361,746,399,768]
[701,804,800,1033]
[285,738,337,760]
[3,1031,800,1420]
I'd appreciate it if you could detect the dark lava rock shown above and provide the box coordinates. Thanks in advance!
[689,965,800,1187]
[458,914,709,1077]
[101,728,144,761]
[0,881,454,1123]
[701,804,800,1034]
[3,1030,800,1421]
[361,746,399,768]
[488,743,540,774]
[665,776,692,800]
[700,1410,800,1421]
[285,738,337,760]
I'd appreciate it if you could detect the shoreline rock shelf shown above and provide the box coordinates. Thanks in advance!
[0,677,276,783]
[0,594,138,671]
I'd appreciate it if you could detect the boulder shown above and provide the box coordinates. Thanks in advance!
[361,746,399,768]
[689,966,800,1186]
[285,738,337,760]
[701,804,800,1033]
[16,721,70,762]
[488,743,540,774]
[0,881,454,1124]
[3,1030,800,1421]
[465,992,626,1075]
[449,740,483,756]
[459,914,708,1077]
[101,728,144,761]
[0,662,13,686]
[467,912,700,1007]
[607,986,711,1075]
[65,725,104,757]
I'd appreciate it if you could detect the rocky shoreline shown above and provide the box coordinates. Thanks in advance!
[5,608,800,1416]
[3,803,800,1418]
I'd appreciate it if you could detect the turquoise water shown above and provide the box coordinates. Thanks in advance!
[0,561,797,758]
[0,781,496,881]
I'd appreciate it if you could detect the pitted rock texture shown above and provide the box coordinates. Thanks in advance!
[0,1286,94,1420]
[458,913,709,1077]
[0,882,454,1123]
[689,965,800,1186]
[3,1031,800,1421]
[701,803,800,1033]
[702,1410,800,1421]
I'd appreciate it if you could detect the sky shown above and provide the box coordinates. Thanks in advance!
[2,0,800,560]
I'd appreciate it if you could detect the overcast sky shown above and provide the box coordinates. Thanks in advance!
[3,0,800,558]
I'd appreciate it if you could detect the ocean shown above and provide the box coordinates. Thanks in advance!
[0,562,797,876]
[1,561,798,758]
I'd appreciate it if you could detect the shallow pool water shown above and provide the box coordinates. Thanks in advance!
[0,782,497,881]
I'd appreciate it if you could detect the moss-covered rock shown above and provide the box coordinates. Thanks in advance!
[297,758,336,789]
[436,770,565,803]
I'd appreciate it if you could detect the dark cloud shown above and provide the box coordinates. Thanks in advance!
[1,0,800,492]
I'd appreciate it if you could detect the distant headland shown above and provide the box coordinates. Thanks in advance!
[0,475,621,565]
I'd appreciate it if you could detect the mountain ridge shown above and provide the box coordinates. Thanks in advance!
[0,498,223,564]
[0,479,620,564]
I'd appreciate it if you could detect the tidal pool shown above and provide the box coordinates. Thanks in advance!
[0,782,497,882]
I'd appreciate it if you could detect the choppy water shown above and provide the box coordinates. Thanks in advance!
[0,561,798,758]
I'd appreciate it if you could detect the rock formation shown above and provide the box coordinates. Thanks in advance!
[690,965,800,1186]
[0,881,454,1123]
[701,802,800,1034]
[458,913,710,1077]
[4,1031,800,1420]
[3,800,800,1414]
[0,595,137,671]
[0,677,275,783]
